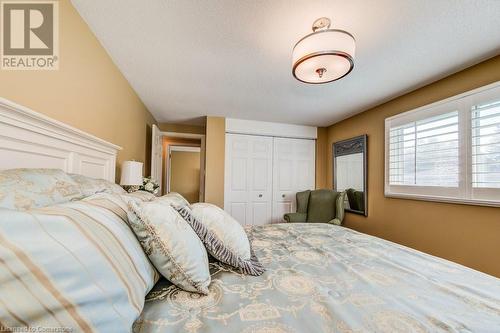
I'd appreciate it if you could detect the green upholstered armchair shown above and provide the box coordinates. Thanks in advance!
[283,189,346,225]
[346,188,364,212]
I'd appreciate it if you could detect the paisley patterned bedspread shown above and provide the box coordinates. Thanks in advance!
[133,223,500,333]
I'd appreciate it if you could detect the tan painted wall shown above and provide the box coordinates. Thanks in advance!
[170,151,201,203]
[326,55,500,277]
[0,0,156,180]
[205,116,225,207]
[159,123,205,135]
[316,127,328,189]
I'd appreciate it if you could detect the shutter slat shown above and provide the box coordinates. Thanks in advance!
[414,138,458,148]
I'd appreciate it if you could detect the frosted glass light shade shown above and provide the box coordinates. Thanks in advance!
[292,29,355,84]
[120,161,143,185]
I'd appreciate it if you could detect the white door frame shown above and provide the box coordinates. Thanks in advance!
[153,131,206,202]
[166,145,202,194]
[151,125,163,195]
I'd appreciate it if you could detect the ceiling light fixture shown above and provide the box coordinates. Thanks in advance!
[292,17,355,84]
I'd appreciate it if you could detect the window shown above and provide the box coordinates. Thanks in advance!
[385,82,500,206]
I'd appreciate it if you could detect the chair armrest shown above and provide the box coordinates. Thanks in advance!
[328,218,342,226]
[332,191,346,225]
[283,212,307,223]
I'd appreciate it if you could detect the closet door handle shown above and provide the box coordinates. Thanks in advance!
[282,194,285,198]
[258,194,263,198]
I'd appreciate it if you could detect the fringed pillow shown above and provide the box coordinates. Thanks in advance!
[126,200,211,294]
[175,203,265,276]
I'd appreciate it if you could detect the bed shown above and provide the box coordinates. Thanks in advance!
[134,223,500,332]
[1,99,500,332]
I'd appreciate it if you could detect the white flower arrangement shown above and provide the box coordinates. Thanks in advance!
[139,177,159,194]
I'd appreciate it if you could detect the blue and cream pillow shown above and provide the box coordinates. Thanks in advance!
[0,168,82,210]
[126,198,211,294]
[69,173,126,197]
[176,203,265,276]
[0,195,158,331]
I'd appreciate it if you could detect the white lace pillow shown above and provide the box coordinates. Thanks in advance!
[127,199,211,294]
[176,203,264,276]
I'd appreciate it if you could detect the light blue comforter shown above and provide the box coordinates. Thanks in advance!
[134,223,500,332]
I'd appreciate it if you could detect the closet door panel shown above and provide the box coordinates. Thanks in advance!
[273,200,293,224]
[272,137,315,223]
[231,157,247,190]
[225,134,273,225]
[273,138,296,222]
[229,203,247,225]
[295,139,316,190]
[251,203,270,226]
[225,134,250,225]
[248,136,273,225]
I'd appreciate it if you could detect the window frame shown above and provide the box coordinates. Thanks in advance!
[384,81,500,207]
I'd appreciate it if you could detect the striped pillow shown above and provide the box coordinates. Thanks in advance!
[0,194,158,332]
[176,203,264,276]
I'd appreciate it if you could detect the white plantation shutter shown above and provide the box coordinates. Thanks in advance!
[389,111,459,187]
[471,100,500,189]
[385,81,500,206]
[388,123,415,185]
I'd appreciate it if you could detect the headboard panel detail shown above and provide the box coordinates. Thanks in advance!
[0,97,122,182]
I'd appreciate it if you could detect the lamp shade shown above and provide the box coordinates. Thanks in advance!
[292,18,355,84]
[120,161,143,186]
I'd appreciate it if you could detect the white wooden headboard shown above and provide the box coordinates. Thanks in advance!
[0,97,122,182]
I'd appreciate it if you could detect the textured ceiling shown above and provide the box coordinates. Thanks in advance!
[72,0,500,126]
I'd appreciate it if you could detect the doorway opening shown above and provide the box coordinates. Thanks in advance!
[164,137,202,203]
[151,125,205,203]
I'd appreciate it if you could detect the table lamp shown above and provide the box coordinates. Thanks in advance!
[120,160,143,192]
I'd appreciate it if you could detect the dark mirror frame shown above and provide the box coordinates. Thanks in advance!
[333,134,368,216]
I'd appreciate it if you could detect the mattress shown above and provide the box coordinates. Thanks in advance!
[134,223,500,332]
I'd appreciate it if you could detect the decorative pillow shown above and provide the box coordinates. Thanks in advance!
[0,168,82,210]
[69,173,126,197]
[126,199,211,294]
[122,190,156,202]
[176,203,265,276]
[0,196,158,331]
[156,192,191,208]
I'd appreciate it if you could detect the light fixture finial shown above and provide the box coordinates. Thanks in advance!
[316,68,327,78]
[312,17,331,32]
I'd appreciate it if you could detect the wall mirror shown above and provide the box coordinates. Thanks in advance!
[333,135,367,216]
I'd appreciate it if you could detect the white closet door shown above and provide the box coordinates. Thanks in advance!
[225,134,273,225]
[272,138,315,223]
